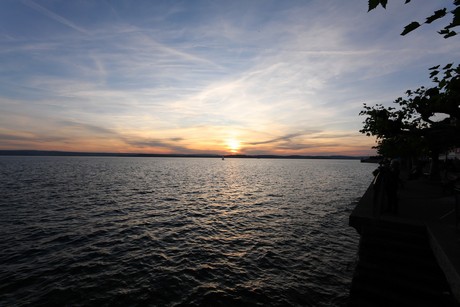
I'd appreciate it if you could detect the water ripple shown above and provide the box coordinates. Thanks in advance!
[0,157,375,306]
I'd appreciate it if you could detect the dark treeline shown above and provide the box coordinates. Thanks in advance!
[0,150,362,160]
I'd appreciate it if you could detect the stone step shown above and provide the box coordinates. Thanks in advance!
[361,222,428,245]
[349,274,453,307]
[355,260,448,291]
[348,221,456,306]
[360,234,431,256]
[358,244,438,270]
[355,261,450,296]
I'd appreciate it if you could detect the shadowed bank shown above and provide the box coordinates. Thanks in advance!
[348,169,460,306]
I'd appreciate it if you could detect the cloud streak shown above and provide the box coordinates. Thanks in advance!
[1,1,459,155]
[21,0,89,34]
[247,131,319,146]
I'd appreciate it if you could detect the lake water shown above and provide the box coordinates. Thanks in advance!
[0,156,375,306]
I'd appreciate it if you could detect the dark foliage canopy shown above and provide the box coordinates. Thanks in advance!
[368,0,460,38]
[360,1,460,162]
[360,64,460,158]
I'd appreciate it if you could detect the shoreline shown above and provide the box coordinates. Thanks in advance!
[0,150,364,160]
[348,174,460,305]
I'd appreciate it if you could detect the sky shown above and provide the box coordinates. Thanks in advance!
[1,0,459,156]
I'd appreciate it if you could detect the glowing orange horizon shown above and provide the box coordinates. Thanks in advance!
[0,143,375,156]
[0,128,377,156]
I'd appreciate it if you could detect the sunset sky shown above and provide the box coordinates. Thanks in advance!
[1,0,459,156]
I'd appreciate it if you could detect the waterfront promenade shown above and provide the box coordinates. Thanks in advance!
[349,172,460,306]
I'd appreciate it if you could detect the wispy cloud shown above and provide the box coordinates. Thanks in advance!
[125,138,195,154]
[247,131,319,146]
[21,0,89,34]
[58,120,119,136]
[1,1,459,155]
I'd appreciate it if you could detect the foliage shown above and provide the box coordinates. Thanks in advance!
[359,64,460,158]
[368,0,460,38]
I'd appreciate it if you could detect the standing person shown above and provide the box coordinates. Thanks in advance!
[372,160,389,217]
[387,159,400,215]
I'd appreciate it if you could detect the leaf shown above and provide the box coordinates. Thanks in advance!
[401,21,420,36]
[425,9,447,24]
[438,29,449,35]
[445,70,452,78]
[430,70,439,78]
[444,30,457,38]
[429,65,440,70]
[443,63,453,70]
[439,79,447,89]
[446,7,460,29]
[368,0,379,11]
[368,0,387,11]
[405,0,411,3]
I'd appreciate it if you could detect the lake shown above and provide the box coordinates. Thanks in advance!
[0,156,375,306]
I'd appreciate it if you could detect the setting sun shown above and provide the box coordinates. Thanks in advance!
[226,139,241,153]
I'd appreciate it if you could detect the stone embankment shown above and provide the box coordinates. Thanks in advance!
[348,175,460,306]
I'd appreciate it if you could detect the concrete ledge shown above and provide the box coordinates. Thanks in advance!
[350,178,460,304]
[427,224,460,303]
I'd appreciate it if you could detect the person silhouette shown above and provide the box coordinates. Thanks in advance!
[372,159,400,216]
[386,159,400,215]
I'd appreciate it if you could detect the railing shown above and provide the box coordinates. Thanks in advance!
[455,187,460,229]
[439,187,460,229]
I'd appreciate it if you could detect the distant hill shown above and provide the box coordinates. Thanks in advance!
[0,150,363,160]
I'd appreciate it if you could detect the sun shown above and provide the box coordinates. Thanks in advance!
[226,138,241,153]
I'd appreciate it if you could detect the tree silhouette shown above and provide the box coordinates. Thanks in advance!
[360,64,460,176]
[361,1,460,176]
[368,0,460,38]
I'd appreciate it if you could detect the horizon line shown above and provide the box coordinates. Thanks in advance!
[0,149,373,159]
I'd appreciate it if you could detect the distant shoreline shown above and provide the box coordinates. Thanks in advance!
[0,150,364,160]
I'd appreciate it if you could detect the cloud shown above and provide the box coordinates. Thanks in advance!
[0,131,68,148]
[247,131,319,146]
[21,0,89,34]
[58,120,119,136]
[126,137,208,154]
[1,1,459,156]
